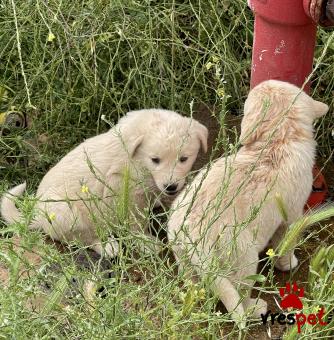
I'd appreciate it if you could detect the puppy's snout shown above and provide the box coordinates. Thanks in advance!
[164,183,178,195]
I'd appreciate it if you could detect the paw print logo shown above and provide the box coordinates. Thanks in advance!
[279,282,304,310]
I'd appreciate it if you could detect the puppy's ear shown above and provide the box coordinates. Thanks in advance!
[313,100,328,118]
[193,121,208,153]
[117,111,145,157]
[128,135,144,157]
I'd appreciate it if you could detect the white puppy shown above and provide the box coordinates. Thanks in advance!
[167,80,328,322]
[1,109,208,257]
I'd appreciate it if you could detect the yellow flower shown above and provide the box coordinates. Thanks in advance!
[81,184,89,193]
[49,212,56,221]
[212,55,220,63]
[266,248,275,258]
[47,32,56,42]
[198,288,206,300]
[216,87,225,98]
[205,61,214,70]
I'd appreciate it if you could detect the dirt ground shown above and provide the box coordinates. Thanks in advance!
[1,105,333,339]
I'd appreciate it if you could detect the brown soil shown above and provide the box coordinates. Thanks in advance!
[0,235,42,286]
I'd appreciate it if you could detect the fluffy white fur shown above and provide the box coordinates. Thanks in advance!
[1,109,208,257]
[167,80,328,323]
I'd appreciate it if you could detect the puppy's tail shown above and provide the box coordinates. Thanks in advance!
[1,182,26,223]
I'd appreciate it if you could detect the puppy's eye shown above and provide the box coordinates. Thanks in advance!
[179,156,188,163]
[151,157,160,164]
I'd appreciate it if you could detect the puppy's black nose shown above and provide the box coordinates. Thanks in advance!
[164,183,178,194]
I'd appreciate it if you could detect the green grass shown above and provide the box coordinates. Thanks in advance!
[0,0,253,185]
[0,0,334,338]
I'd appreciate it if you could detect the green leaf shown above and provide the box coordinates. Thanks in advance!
[244,274,266,283]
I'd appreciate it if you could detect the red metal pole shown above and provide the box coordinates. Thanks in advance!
[248,0,329,208]
[249,0,317,92]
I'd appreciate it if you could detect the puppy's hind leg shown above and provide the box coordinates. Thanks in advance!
[274,252,298,271]
[211,276,246,327]
[190,252,245,326]
[243,297,268,318]
[237,249,267,318]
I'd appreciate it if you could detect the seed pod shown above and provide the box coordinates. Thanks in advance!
[310,247,327,271]
[278,206,334,256]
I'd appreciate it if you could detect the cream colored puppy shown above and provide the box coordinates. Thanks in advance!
[167,80,328,323]
[2,109,208,257]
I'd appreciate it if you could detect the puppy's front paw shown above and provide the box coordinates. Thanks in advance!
[275,253,298,272]
[244,297,268,318]
[105,238,120,258]
[231,311,247,330]
[92,238,119,258]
